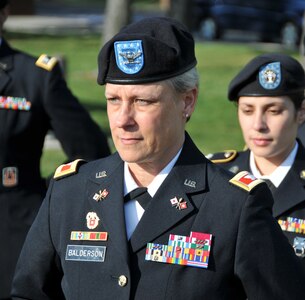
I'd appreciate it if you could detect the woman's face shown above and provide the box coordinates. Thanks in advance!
[238,95,304,165]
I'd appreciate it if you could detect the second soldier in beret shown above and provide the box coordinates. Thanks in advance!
[210,53,305,262]
[12,20,305,299]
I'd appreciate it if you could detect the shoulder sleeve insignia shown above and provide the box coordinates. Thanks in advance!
[229,171,264,192]
[207,150,237,163]
[35,54,58,71]
[54,159,87,180]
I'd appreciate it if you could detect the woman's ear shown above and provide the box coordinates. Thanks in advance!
[182,87,198,118]
[297,99,305,126]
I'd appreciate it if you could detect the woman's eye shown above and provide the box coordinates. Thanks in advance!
[135,99,151,105]
[241,109,253,114]
[107,98,120,104]
[268,109,281,115]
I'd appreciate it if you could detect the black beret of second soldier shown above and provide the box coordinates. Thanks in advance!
[228,53,305,101]
[97,17,197,85]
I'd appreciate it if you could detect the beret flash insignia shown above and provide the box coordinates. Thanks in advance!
[229,171,264,192]
[35,54,58,71]
[114,40,144,75]
[259,62,281,90]
[54,159,86,180]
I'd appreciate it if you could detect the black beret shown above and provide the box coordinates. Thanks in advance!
[228,53,305,101]
[97,17,197,85]
[0,0,8,9]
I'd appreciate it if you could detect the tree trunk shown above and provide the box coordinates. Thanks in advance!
[168,0,193,29]
[102,0,132,45]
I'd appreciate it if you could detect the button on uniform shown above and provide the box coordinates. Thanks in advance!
[118,275,128,287]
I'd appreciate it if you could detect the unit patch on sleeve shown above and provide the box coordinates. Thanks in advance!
[35,54,58,71]
[53,159,86,180]
[229,171,263,192]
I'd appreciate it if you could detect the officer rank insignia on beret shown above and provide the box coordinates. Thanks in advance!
[114,40,144,74]
[206,150,237,164]
[54,159,86,180]
[35,54,58,71]
[259,62,281,90]
[229,171,263,192]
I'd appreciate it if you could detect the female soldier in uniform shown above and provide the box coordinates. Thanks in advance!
[210,53,305,259]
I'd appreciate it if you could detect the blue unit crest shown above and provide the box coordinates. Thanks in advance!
[114,40,144,74]
[259,62,281,90]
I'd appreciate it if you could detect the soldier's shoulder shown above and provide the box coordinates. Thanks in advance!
[35,54,58,71]
[206,150,237,164]
[54,159,87,180]
[229,171,264,193]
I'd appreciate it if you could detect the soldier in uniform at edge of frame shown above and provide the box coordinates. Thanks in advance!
[208,53,305,262]
[11,17,305,299]
[0,1,111,299]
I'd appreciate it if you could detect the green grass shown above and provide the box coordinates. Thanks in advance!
[6,32,301,176]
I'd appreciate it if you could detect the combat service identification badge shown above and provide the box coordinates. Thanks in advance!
[2,167,18,187]
[114,40,144,74]
[86,212,100,230]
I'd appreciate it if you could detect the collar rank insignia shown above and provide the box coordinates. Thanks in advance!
[54,159,86,180]
[170,197,187,210]
[114,40,144,74]
[145,231,212,269]
[259,62,281,90]
[86,212,100,229]
[229,171,263,192]
[93,189,109,202]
